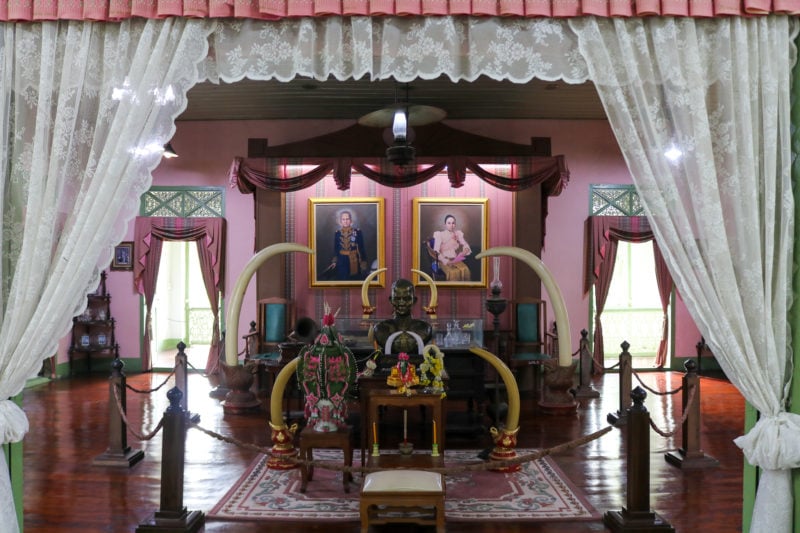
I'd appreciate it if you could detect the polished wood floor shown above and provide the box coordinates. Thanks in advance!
[22,369,744,532]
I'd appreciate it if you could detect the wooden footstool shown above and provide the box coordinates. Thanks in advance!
[297,425,353,493]
[359,469,445,533]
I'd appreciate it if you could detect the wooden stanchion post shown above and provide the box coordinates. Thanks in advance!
[92,351,144,467]
[665,359,719,469]
[174,342,188,412]
[604,386,675,532]
[136,387,204,533]
[607,341,631,426]
[574,329,599,399]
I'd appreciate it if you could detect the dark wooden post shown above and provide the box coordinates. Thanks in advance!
[604,387,675,532]
[665,359,719,469]
[174,342,188,412]
[208,331,230,400]
[92,352,144,467]
[136,387,204,533]
[574,329,599,399]
[607,341,631,426]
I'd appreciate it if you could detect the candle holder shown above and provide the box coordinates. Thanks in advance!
[431,443,440,457]
[372,443,380,457]
[398,441,414,455]
[485,283,508,427]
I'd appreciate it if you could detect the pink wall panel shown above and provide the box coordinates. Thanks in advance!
[56,117,700,371]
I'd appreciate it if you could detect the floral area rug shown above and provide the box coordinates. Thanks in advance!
[208,449,599,522]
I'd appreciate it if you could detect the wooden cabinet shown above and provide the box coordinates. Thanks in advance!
[69,271,116,374]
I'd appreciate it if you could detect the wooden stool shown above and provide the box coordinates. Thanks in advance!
[298,425,353,493]
[359,469,445,533]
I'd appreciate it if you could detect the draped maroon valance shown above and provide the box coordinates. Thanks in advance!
[230,154,568,193]
[3,0,796,21]
[230,121,569,194]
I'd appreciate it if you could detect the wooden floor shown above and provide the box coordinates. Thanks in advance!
[22,369,745,532]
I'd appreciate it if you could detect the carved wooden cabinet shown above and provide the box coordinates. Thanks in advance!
[69,271,116,374]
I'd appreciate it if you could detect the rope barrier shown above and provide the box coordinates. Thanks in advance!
[112,384,165,441]
[647,383,697,438]
[126,371,175,394]
[189,420,615,476]
[604,361,620,371]
[631,369,683,396]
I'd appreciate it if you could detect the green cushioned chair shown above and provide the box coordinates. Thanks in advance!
[510,298,552,367]
[243,297,293,362]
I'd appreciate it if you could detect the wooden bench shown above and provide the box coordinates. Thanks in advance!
[359,469,445,532]
[297,425,353,493]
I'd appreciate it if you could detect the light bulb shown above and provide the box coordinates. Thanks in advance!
[392,109,407,141]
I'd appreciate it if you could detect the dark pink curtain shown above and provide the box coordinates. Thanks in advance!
[592,234,618,373]
[133,217,226,373]
[653,242,674,368]
[584,216,673,371]
[3,0,793,21]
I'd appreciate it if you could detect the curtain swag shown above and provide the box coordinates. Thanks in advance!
[3,0,798,21]
[230,155,569,193]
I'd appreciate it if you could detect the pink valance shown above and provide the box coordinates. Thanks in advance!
[230,155,568,193]
[133,216,225,295]
[1,0,796,21]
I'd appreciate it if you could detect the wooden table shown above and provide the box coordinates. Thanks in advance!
[363,388,445,466]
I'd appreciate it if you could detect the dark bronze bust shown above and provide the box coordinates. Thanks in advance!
[371,278,433,356]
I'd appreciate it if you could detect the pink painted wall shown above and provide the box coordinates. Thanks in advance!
[56,118,699,370]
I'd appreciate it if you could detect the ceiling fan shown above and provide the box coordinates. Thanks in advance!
[357,83,447,166]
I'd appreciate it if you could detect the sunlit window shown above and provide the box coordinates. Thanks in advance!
[599,241,665,360]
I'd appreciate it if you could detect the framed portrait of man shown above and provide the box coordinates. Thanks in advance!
[309,197,386,288]
[412,198,488,288]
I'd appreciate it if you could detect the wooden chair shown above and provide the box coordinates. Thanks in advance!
[298,425,354,493]
[423,235,446,281]
[509,298,555,395]
[246,297,294,361]
[360,469,446,533]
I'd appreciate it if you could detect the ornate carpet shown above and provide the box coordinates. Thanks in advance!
[208,449,599,522]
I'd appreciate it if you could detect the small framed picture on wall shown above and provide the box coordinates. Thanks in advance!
[412,198,488,288]
[111,241,133,271]
[309,197,386,288]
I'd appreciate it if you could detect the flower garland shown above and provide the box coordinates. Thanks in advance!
[419,343,446,398]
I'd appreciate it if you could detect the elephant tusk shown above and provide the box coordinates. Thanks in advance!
[225,243,313,366]
[361,267,387,314]
[411,268,438,309]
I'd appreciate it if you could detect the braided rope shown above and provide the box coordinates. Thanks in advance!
[604,361,620,371]
[190,421,614,475]
[632,369,683,396]
[112,384,165,441]
[648,383,697,438]
[126,370,175,394]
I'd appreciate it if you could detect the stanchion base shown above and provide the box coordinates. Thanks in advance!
[136,509,204,533]
[665,450,719,469]
[221,390,261,414]
[208,386,229,400]
[574,385,600,399]
[603,509,675,532]
[607,410,628,426]
[92,448,145,468]
[538,400,578,415]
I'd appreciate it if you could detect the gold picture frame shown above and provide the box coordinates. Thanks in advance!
[309,197,386,288]
[412,198,488,288]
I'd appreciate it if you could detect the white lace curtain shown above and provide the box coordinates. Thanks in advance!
[571,16,798,533]
[0,19,213,532]
[0,14,795,533]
